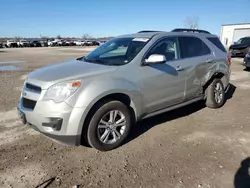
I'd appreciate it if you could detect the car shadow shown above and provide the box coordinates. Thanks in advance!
[234,157,250,188]
[126,83,236,145]
[243,68,250,72]
[126,100,206,144]
[225,84,236,102]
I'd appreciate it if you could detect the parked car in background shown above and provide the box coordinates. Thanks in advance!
[69,40,76,46]
[60,40,71,46]
[29,40,42,47]
[74,40,83,46]
[85,40,93,46]
[18,28,231,151]
[47,39,54,46]
[229,37,250,57]
[99,40,106,46]
[6,40,18,48]
[18,40,30,47]
[40,40,49,47]
[47,39,61,46]
[92,41,100,46]
[57,40,63,46]
[244,52,250,70]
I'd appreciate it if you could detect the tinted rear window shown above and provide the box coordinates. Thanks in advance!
[179,36,211,58]
[207,37,226,52]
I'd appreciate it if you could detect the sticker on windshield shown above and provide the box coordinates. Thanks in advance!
[132,38,149,42]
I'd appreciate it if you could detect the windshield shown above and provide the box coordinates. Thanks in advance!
[236,38,250,44]
[82,37,149,65]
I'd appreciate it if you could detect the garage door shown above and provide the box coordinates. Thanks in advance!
[232,28,250,42]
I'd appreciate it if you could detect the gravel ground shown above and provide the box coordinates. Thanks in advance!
[0,47,250,188]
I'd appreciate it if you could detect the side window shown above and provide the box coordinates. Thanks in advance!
[207,37,227,52]
[145,37,180,61]
[243,38,250,44]
[179,36,211,58]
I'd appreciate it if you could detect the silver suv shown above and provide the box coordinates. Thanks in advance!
[18,29,231,151]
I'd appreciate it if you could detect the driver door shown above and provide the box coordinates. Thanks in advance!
[138,37,186,113]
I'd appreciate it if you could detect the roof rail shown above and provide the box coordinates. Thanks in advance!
[171,28,211,34]
[137,30,161,33]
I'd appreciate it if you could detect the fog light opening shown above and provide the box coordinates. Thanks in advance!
[42,118,63,131]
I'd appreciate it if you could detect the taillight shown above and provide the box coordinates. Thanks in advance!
[227,54,231,65]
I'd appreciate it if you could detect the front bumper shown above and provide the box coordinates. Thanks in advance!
[28,123,81,146]
[18,96,86,146]
[244,57,250,68]
[230,49,247,57]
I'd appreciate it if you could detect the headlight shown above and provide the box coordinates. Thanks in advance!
[43,80,81,103]
[246,53,250,58]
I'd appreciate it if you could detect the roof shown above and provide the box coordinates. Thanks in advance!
[117,31,163,39]
[118,30,214,39]
[222,23,250,26]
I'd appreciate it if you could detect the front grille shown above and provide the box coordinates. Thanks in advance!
[25,83,41,93]
[22,98,37,110]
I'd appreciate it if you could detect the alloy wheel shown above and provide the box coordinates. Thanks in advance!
[214,82,223,104]
[97,110,127,144]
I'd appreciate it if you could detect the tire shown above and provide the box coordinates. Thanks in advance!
[86,100,132,151]
[245,67,250,71]
[205,78,225,108]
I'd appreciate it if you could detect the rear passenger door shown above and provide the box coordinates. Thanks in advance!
[178,36,213,100]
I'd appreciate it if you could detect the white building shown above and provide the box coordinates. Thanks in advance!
[220,23,250,48]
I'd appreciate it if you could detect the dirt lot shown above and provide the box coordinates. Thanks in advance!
[0,47,250,188]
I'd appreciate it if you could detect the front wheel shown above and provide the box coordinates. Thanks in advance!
[205,78,225,108]
[246,47,250,53]
[245,67,250,71]
[86,100,132,151]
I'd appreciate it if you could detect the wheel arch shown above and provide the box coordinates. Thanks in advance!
[203,71,228,95]
[79,92,138,145]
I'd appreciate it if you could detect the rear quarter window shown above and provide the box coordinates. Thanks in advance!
[207,37,226,52]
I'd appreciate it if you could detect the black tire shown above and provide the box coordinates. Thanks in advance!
[247,47,250,53]
[86,100,132,151]
[205,78,225,108]
[245,67,250,71]
[244,47,250,57]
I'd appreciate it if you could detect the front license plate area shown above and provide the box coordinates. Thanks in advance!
[17,107,27,125]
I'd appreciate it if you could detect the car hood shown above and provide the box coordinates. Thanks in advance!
[230,43,249,49]
[28,60,118,89]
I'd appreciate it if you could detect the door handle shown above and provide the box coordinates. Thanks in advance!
[176,65,184,71]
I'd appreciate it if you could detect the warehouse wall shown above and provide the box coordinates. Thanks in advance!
[220,24,250,48]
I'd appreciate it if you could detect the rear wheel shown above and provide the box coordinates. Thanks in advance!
[86,100,132,151]
[205,78,225,108]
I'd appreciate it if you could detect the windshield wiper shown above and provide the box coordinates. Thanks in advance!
[76,56,85,61]
[83,57,106,65]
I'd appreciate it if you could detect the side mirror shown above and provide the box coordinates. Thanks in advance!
[233,42,237,45]
[145,54,166,64]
